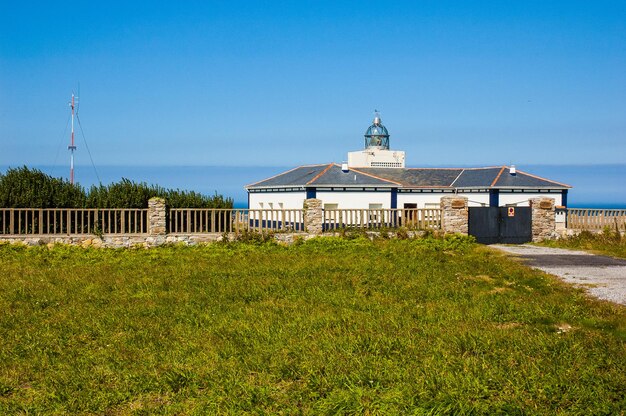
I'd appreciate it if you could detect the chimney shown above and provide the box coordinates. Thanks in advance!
[510,165,516,175]
[341,162,349,172]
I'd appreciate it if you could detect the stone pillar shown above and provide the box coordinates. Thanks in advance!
[531,197,555,242]
[148,197,167,236]
[303,198,323,235]
[440,196,468,235]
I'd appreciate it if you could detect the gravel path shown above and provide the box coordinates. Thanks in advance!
[491,244,626,305]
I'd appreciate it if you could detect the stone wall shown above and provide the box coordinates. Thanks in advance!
[303,198,323,235]
[0,230,436,248]
[440,196,468,234]
[531,197,556,242]
[0,198,327,247]
[148,197,167,236]
[0,233,228,249]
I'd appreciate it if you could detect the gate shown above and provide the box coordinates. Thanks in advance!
[468,207,531,244]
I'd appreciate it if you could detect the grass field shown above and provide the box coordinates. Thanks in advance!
[539,229,626,259]
[1,236,625,415]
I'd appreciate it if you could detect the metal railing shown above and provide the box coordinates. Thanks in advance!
[567,208,626,230]
[323,208,442,231]
[168,208,305,233]
[0,208,148,235]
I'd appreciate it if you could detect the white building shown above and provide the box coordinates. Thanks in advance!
[246,114,570,210]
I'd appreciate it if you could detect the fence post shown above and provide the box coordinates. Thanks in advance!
[148,198,167,236]
[303,198,323,235]
[530,198,555,242]
[440,196,468,234]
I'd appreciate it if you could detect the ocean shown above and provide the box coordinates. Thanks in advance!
[2,164,625,209]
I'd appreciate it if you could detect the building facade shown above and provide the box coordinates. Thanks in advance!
[246,114,570,210]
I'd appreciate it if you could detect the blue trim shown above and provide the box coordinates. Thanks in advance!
[561,190,568,207]
[247,192,250,209]
[391,188,398,209]
[306,188,316,199]
[489,189,499,207]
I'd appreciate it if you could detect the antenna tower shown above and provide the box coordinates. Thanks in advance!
[68,94,77,184]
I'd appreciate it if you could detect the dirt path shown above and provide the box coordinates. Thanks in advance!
[492,244,626,305]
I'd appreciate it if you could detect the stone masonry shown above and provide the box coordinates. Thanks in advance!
[531,197,556,242]
[148,197,167,236]
[303,198,323,235]
[440,196,469,235]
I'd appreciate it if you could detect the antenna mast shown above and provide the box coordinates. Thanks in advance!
[68,93,77,184]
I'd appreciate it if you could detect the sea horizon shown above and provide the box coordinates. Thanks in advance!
[1,164,625,209]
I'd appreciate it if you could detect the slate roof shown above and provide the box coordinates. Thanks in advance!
[492,167,570,188]
[311,165,397,186]
[450,167,503,188]
[245,164,570,190]
[246,164,397,188]
[246,164,329,188]
[356,168,462,188]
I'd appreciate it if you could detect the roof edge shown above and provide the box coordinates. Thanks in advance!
[306,163,334,185]
[514,169,572,188]
[244,163,330,188]
[348,166,404,186]
[490,166,506,187]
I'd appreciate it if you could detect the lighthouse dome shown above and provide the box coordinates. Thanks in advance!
[364,112,390,149]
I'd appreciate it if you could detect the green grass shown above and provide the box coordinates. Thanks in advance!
[0,236,625,415]
[539,229,626,259]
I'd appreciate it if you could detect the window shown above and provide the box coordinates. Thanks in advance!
[324,203,338,210]
[278,202,284,209]
[371,162,402,167]
[259,202,264,209]
[268,202,274,209]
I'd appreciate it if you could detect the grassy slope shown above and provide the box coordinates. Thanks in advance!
[0,238,625,415]
[540,230,626,259]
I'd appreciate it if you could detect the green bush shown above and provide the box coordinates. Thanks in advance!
[0,167,233,209]
[0,166,86,208]
[86,179,232,209]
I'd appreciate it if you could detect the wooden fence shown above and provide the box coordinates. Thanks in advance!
[0,208,148,235]
[323,208,442,231]
[4,207,623,237]
[567,209,626,230]
[168,208,305,233]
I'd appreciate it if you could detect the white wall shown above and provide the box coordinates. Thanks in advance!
[397,193,490,208]
[249,190,562,210]
[397,193,446,208]
[347,149,406,168]
[499,193,561,207]
[316,191,392,209]
[458,193,491,207]
[248,192,306,210]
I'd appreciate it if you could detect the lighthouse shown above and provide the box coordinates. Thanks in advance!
[347,111,406,168]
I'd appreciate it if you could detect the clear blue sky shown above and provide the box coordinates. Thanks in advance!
[1,1,625,169]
